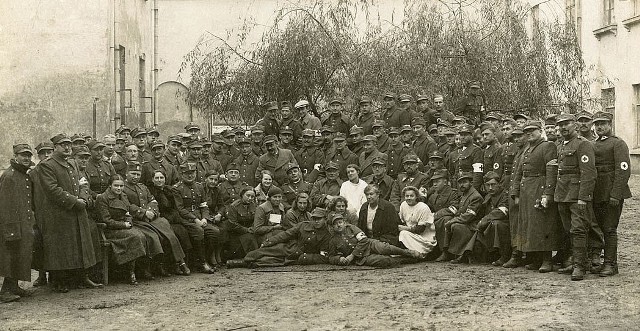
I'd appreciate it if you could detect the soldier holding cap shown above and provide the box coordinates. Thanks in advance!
[0,143,36,302]
[322,98,356,136]
[363,155,396,201]
[295,100,322,130]
[324,132,359,180]
[310,161,344,208]
[553,113,597,281]
[386,127,412,179]
[355,96,376,135]
[510,120,561,272]
[592,111,631,276]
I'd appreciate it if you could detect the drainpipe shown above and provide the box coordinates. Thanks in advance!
[111,0,119,131]
[153,0,159,127]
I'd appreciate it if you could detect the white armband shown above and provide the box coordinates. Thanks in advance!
[472,163,483,173]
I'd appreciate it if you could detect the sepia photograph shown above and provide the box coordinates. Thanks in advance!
[1,0,639,329]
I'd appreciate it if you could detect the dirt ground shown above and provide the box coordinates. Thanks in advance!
[2,177,640,330]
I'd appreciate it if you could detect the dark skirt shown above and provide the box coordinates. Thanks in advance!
[135,217,186,262]
[104,228,147,265]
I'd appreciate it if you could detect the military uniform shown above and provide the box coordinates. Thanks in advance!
[322,114,356,136]
[255,147,298,186]
[218,180,249,206]
[295,144,324,183]
[390,170,430,211]
[184,155,211,184]
[309,176,344,208]
[86,157,117,198]
[363,173,396,202]
[233,153,259,188]
[356,112,376,135]
[483,142,504,179]
[324,146,359,181]
[376,134,391,153]
[224,199,258,259]
[358,149,386,178]
[386,140,411,179]
[142,157,180,187]
[455,140,484,192]
[162,151,184,169]
[413,132,438,167]
[280,118,303,144]
[281,179,312,210]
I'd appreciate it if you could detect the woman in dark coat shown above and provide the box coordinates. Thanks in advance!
[224,187,259,261]
[147,170,191,275]
[252,186,286,245]
[357,184,401,247]
[0,146,36,302]
[282,193,311,229]
[96,175,148,285]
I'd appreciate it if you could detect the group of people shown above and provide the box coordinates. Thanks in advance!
[0,90,631,303]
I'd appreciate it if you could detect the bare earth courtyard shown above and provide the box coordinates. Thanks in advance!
[2,176,640,330]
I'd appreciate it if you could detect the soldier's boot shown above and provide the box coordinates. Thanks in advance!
[492,247,511,266]
[33,271,48,287]
[570,249,586,281]
[600,242,619,277]
[502,250,523,268]
[525,252,542,270]
[435,251,453,262]
[558,255,574,274]
[194,241,215,274]
[176,261,191,276]
[590,248,603,273]
[538,251,553,273]
[226,259,248,268]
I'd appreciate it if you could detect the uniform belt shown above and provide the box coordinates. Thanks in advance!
[596,164,615,172]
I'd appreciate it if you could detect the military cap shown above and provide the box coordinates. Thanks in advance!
[359,96,372,104]
[146,127,160,137]
[187,140,203,149]
[267,186,283,197]
[502,118,517,126]
[388,127,400,135]
[429,151,444,159]
[511,127,525,135]
[329,97,344,105]
[383,91,397,100]
[544,114,558,126]
[115,125,131,134]
[264,101,279,111]
[443,128,457,136]
[480,122,496,133]
[333,132,346,141]
[234,127,246,135]
[82,133,92,140]
[73,145,91,157]
[225,162,240,172]
[222,130,236,138]
[329,212,344,224]
[184,123,201,131]
[325,161,339,170]
[555,113,576,124]
[285,162,300,173]
[35,142,54,153]
[13,143,32,155]
[211,134,225,144]
[372,154,388,165]
[320,125,334,133]
[180,163,197,173]
[236,136,251,145]
[431,169,448,181]
[468,81,481,89]
[362,135,376,142]
[412,117,426,126]
[349,125,364,136]
[294,100,309,109]
[131,127,147,137]
[416,94,429,102]
[87,140,105,150]
[433,94,444,102]
[483,171,501,184]
[115,136,125,142]
[310,207,327,218]
[302,129,315,137]
[576,111,593,121]
[177,132,192,139]
[263,134,278,144]
[593,111,613,123]
[280,101,292,110]
[127,161,142,172]
[280,126,293,135]
[152,139,166,149]
[428,124,438,133]
[372,120,386,128]
[452,116,466,124]
[458,171,474,181]
[513,113,530,121]
[458,124,474,134]
[485,112,502,121]
[402,154,420,164]
[168,135,182,144]
[398,94,412,102]
[71,134,85,143]
[251,125,264,134]
[400,125,413,133]
[523,120,542,131]
[436,119,451,127]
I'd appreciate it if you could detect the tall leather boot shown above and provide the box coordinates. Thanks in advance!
[571,248,586,281]
[193,240,215,274]
[590,248,603,273]
[492,247,511,266]
[538,251,553,273]
[600,240,618,277]
[502,250,523,268]
[558,255,573,274]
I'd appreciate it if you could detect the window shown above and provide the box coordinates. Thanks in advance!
[603,0,615,25]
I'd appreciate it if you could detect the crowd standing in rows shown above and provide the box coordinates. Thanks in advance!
[0,89,631,303]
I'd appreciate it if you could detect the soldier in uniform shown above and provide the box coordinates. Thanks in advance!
[456,124,484,193]
[250,126,266,156]
[425,151,446,187]
[255,134,298,186]
[386,127,412,179]
[381,92,411,128]
[358,135,386,178]
[439,127,456,158]
[412,117,438,166]
[281,163,312,210]
[256,101,281,137]
[502,126,528,268]
[592,111,631,276]
[554,114,596,281]
[373,120,390,153]
[577,111,596,141]
[476,171,510,266]
[279,101,303,145]
[183,140,210,184]
[400,125,414,148]
[131,128,151,162]
[348,125,364,155]
[185,122,201,138]
[145,127,160,155]
[323,133,359,181]
[511,120,560,272]
[513,113,530,128]
[480,122,504,179]
[295,99,322,130]
[222,129,240,158]
[116,125,132,143]
[210,134,234,171]
[218,162,249,207]
[544,114,560,144]
[162,135,184,169]
[319,126,335,155]
[363,155,396,202]
[201,139,225,175]
[71,134,86,150]
[142,139,180,187]
[390,154,430,211]
[484,112,505,144]
[310,161,344,208]
[426,169,460,228]
[429,94,455,127]
[232,136,259,187]
[356,96,376,135]
[294,129,324,183]
[279,126,297,152]
[455,81,486,126]
[86,140,117,199]
[173,163,217,274]
[322,98,355,136]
